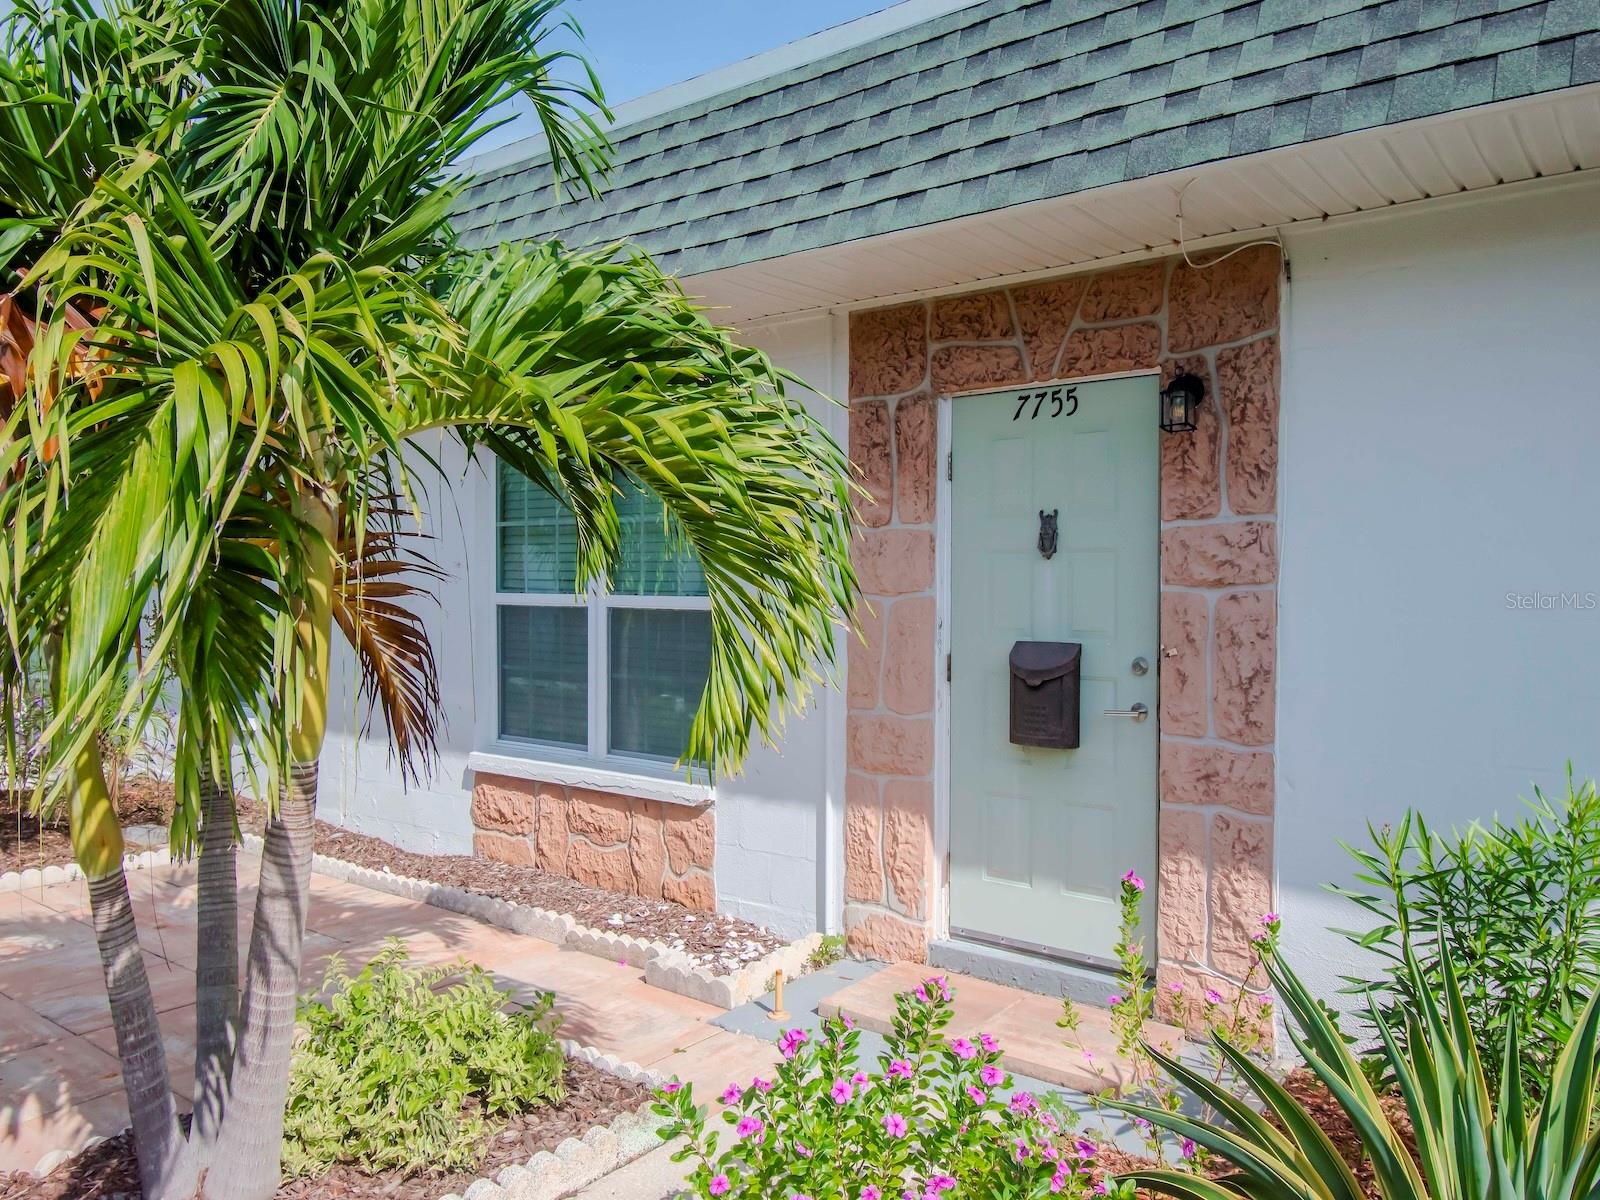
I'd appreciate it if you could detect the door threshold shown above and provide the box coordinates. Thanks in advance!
[931,934,1132,1006]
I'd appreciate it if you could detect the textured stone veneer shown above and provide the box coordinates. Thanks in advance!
[471,774,716,911]
[846,248,1281,1023]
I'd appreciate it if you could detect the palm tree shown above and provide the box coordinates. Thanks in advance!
[0,2,858,1198]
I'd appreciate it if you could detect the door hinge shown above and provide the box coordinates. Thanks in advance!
[946,653,952,682]
[946,451,953,482]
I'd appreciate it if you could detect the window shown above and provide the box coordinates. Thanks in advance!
[494,459,711,766]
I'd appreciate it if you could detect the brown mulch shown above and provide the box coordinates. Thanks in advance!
[1,777,173,873]
[0,1058,651,1200]
[299,814,787,974]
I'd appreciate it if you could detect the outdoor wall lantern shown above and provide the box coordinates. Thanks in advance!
[1160,372,1206,433]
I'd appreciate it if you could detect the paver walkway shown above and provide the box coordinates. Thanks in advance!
[819,961,1183,1092]
[0,853,779,1179]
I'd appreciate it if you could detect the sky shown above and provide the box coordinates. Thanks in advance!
[473,0,901,154]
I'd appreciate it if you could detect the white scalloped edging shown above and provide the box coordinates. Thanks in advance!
[245,833,825,1010]
[433,1039,669,1200]
[0,845,171,894]
[28,1042,669,1193]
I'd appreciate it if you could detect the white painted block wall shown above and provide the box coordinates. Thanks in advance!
[1276,177,1600,1003]
[316,314,847,940]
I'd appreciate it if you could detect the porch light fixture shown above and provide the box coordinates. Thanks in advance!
[1160,372,1205,433]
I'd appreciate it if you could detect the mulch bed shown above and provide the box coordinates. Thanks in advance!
[2,777,173,875]
[302,815,787,974]
[0,1058,651,1200]
[4,775,788,974]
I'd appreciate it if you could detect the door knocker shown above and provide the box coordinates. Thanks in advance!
[1038,509,1059,560]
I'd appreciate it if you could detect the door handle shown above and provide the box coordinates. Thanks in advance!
[1103,702,1149,722]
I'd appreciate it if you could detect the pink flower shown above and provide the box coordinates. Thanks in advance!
[887,1059,914,1079]
[1095,1177,1111,1195]
[978,1032,999,1053]
[951,1038,976,1060]
[1181,1137,1197,1159]
[830,1078,854,1104]
[1075,1139,1098,1160]
[1107,993,1123,1006]
[1168,981,1184,995]
[796,1143,813,1159]
[915,985,929,1003]
[735,1115,765,1142]
[709,1174,731,1196]
[979,1064,1004,1087]
[1257,994,1273,1009]
[852,1070,870,1086]
[1014,1138,1031,1162]
[1205,988,1224,1005]
[884,1112,909,1138]
[1008,1091,1036,1114]
[861,1189,881,1200]
[1121,869,1146,893]
[720,1083,743,1105]
[1261,912,1280,925]
[794,1194,813,1200]
[925,1175,957,1195]
[779,1028,808,1059]
[966,1085,986,1104]
[843,1014,855,1029]
[1051,1168,1068,1194]
[661,1082,682,1094]
[752,1076,773,1093]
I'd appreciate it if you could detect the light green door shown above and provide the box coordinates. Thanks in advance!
[949,375,1159,966]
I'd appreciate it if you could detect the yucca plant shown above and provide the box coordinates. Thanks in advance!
[1115,942,1600,1200]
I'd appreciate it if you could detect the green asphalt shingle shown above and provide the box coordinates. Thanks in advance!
[454,0,1597,275]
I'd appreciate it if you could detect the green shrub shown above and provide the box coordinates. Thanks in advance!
[1335,774,1600,1094]
[283,944,565,1177]
[1116,935,1600,1200]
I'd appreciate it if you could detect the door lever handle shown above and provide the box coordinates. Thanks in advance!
[1103,702,1149,722]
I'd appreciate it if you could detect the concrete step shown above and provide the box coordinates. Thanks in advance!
[818,961,1182,1093]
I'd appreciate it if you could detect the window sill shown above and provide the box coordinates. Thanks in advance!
[467,745,714,809]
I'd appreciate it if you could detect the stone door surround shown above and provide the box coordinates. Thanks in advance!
[844,248,1281,1027]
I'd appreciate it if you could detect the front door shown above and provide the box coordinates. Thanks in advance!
[948,375,1159,967]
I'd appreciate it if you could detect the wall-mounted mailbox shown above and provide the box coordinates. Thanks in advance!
[1009,641,1082,749]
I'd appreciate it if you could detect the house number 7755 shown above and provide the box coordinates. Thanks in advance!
[1012,386,1078,421]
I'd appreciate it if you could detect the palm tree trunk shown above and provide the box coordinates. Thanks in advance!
[205,488,336,1200]
[203,764,316,1200]
[73,739,195,1199]
[188,775,238,1178]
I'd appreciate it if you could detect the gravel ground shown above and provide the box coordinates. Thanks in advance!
[0,1059,650,1200]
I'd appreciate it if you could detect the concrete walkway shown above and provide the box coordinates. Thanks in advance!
[0,853,778,1183]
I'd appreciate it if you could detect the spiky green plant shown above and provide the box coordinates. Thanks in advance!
[1115,942,1600,1200]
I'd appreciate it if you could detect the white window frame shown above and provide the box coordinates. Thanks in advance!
[492,583,712,766]
[479,455,714,788]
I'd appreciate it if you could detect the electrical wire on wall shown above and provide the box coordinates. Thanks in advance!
[1174,176,1288,272]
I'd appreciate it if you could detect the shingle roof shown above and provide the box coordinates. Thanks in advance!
[454,0,1598,275]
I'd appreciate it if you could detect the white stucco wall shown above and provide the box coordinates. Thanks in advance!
[317,313,847,940]
[1276,176,1600,1003]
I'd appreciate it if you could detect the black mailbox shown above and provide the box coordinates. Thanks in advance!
[1009,641,1082,749]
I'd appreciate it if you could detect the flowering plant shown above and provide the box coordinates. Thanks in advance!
[1058,872,1277,1165]
[654,976,1134,1199]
